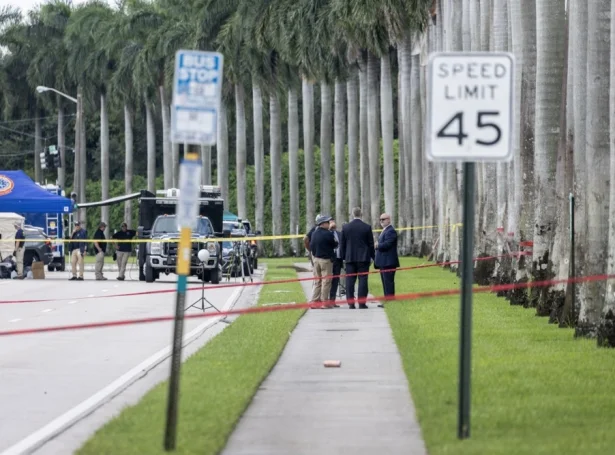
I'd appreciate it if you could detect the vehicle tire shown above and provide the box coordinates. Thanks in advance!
[47,264,55,272]
[211,265,221,284]
[145,262,155,283]
[59,257,66,272]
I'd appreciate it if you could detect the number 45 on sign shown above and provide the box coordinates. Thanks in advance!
[426,52,514,162]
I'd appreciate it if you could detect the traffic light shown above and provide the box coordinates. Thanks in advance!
[40,151,48,170]
[50,145,61,168]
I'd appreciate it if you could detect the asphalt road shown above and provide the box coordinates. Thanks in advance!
[0,266,246,454]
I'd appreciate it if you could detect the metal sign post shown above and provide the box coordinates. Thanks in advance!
[164,49,223,451]
[426,52,514,439]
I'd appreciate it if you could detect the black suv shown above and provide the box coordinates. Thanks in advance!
[23,227,53,267]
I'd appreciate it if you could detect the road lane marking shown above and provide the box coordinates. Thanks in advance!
[1,287,245,455]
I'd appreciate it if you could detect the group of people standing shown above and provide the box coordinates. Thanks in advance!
[305,207,399,309]
[67,220,136,281]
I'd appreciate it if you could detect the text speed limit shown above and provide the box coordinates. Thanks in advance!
[425,52,514,162]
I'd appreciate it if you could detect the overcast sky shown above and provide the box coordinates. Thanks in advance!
[6,0,112,15]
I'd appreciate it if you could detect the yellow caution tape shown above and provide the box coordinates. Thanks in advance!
[0,222,463,243]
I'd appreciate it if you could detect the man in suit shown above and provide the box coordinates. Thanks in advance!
[328,218,343,302]
[340,207,375,309]
[375,213,400,306]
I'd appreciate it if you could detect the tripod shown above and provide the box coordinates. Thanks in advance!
[184,262,221,313]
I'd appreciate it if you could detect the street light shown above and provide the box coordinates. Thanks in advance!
[36,85,84,221]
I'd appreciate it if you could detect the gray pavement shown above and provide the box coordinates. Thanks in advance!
[0,264,260,454]
[222,267,427,455]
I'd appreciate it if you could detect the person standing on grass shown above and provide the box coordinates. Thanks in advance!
[112,222,136,281]
[309,215,338,308]
[374,213,399,307]
[69,221,86,281]
[340,207,375,309]
[93,221,108,281]
[328,218,343,304]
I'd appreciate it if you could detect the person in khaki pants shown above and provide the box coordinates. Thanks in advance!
[309,215,338,309]
[93,221,108,281]
[69,221,86,281]
[112,222,136,281]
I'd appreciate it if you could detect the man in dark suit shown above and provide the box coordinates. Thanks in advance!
[374,213,400,306]
[340,207,375,309]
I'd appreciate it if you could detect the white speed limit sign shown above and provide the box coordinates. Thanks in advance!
[425,52,514,162]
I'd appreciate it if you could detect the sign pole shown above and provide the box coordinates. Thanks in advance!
[164,152,201,451]
[426,51,514,439]
[458,161,476,439]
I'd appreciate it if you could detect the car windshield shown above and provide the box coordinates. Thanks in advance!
[24,230,46,246]
[152,217,212,236]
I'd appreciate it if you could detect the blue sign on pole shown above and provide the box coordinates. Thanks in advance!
[171,50,224,145]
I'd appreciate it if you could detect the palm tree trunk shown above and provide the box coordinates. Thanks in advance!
[320,82,333,215]
[124,105,134,228]
[399,34,412,253]
[34,113,42,183]
[570,0,588,316]
[270,93,283,256]
[396,48,406,252]
[410,51,423,255]
[493,0,509,283]
[302,79,315,230]
[253,84,265,239]
[380,53,395,224]
[347,70,360,213]
[367,52,380,227]
[359,58,371,219]
[217,101,229,204]
[334,80,347,225]
[201,146,211,185]
[288,86,300,254]
[160,85,172,190]
[145,98,156,193]
[73,99,80,201]
[550,9,573,323]
[57,105,65,189]
[601,0,615,345]
[480,0,491,50]
[531,0,566,313]
[577,0,611,336]
[79,88,86,223]
[235,84,247,219]
[100,94,109,235]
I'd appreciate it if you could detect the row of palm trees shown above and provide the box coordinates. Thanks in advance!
[1,0,615,346]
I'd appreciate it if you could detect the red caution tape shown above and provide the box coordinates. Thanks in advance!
[0,252,529,305]
[0,271,612,338]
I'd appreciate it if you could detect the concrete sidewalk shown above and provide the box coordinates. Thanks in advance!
[222,268,427,455]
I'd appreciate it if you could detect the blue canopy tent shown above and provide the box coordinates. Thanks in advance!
[0,171,73,214]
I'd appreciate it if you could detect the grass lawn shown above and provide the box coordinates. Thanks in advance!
[374,257,615,455]
[78,258,306,455]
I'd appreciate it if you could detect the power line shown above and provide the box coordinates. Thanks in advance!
[0,116,76,139]
[0,114,76,125]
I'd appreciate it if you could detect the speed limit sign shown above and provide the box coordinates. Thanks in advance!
[426,52,514,162]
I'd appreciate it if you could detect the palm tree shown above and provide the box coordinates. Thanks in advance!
[253,83,265,237]
[320,81,333,215]
[334,80,347,225]
[303,80,316,230]
[288,85,300,252]
[380,50,395,223]
[235,83,247,218]
[347,67,360,214]
[577,0,611,336]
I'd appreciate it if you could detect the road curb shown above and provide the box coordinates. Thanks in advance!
[1,286,245,455]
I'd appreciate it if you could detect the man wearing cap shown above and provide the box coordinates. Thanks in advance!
[112,222,136,281]
[93,221,108,281]
[69,221,87,281]
[309,215,338,308]
[13,221,25,279]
